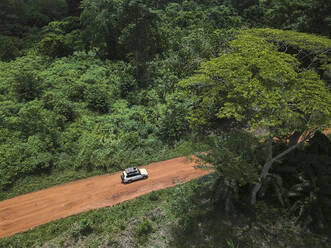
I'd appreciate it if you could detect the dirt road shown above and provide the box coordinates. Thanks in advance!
[0,156,211,238]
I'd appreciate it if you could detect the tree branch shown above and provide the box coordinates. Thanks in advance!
[250,129,318,205]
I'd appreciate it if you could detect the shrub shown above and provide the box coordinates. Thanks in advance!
[42,92,58,110]
[67,82,87,102]
[79,219,93,235]
[135,219,153,244]
[0,36,22,61]
[54,99,76,124]
[38,34,71,58]
[12,71,42,102]
[171,182,200,232]
[149,191,159,201]
[158,94,190,145]
[85,84,110,113]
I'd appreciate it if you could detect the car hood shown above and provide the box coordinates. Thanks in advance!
[139,168,148,175]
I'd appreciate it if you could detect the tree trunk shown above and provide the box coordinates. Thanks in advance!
[250,130,316,205]
[250,136,272,205]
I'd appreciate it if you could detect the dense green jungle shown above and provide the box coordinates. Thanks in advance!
[0,0,331,247]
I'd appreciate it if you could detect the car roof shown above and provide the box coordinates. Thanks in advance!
[125,167,139,174]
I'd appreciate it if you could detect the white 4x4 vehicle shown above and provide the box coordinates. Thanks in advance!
[121,167,148,184]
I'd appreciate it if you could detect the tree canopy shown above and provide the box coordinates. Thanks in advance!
[179,29,331,205]
[179,29,331,137]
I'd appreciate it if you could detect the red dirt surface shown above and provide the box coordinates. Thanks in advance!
[0,156,212,238]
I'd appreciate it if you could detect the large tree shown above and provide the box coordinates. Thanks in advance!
[179,29,331,205]
[81,0,162,70]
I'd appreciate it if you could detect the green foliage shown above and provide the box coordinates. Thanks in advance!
[157,93,190,144]
[226,240,240,248]
[0,0,68,38]
[135,219,153,244]
[16,100,55,137]
[0,133,54,190]
[247,28,331,53]
[85,84,110,113]
[19,135,54,172]
[38,33,71,58]
[179,30,331,137]
[202,132,262,187]
[0,0,28,35]
[12,71,42,102]
[53,99,77,126]
[149,191,159,201]
[1,52,175,190]
[67,81,87,102]
[247,28,331,79]
[79,218,93,235]
[172,181,202,232]
[179,29,330,211]
[24,0,68,29]
[198,132,262,212]
[261,0,331,36]
[266,132,331,232]
[0,36,22,61]
[80,0,122,59]
[230,0,331,36]
[80,0,241,66]
[42,91,58,109]
[38,18,83,58]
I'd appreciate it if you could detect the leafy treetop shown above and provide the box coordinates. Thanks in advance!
[247,28,331,53]
[179,30,331,137]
